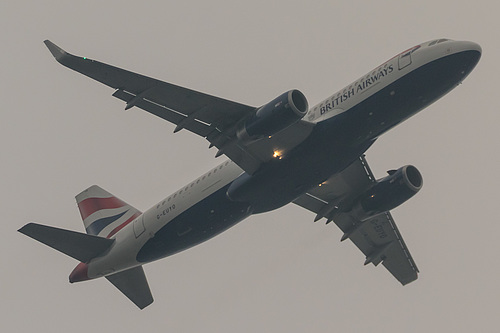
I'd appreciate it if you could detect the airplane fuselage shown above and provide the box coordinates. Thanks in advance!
[73,39,481,281]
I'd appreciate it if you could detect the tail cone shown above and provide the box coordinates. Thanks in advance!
[69,262,89,283]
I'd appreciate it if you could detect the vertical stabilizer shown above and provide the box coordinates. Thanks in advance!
[76,185,141,238]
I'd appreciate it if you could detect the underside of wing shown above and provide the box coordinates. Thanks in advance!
[44,40,313,174]
[293,156,419,285]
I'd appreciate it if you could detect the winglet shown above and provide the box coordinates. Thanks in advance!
[44,40,68,62]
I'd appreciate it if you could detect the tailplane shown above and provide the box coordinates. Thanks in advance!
[106,266,154,309]
[19,186,154,309]
[18,223,114,262]
[76,185,142,238]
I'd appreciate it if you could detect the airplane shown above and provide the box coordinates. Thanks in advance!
[19,38,481,309]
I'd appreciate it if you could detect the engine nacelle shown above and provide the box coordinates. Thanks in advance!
[349,165,423,221]
[236,89,308,141]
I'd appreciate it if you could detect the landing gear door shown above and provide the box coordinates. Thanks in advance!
[398,50,412,70]
[133,215,145,238]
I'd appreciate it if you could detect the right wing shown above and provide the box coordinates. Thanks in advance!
[44,40,314,174]
[293,156,419,285]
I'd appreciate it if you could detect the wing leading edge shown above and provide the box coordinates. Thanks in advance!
[44,40,313,174]
[293,156,419,285]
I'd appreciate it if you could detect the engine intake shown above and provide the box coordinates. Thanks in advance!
[236,89,308,141]
[350,165,423,221]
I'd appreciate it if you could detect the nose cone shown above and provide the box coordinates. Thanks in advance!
[69,262,89,283]
[453,40,482,63]
[460,41,482,76]
[461,41,482,55]
[441,40,482,82]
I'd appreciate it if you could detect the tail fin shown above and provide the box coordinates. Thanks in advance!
[76,185,141,238]
[18,223,114,263]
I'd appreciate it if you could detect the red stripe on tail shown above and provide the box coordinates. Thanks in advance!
[78,197,126,221]
[106,212,141,238]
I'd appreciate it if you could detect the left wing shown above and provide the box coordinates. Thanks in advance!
[293,156,419,285]
[44,40,313,174]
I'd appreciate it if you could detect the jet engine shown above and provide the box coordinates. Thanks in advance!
[236,89,308,141]
[349,165,423,221]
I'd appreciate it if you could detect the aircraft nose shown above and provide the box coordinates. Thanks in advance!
[454,40,482,56]
[463,41,482,56]
[69,262,89,283]
[459,41,482,70]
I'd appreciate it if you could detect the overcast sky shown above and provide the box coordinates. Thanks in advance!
[1,1,499,332]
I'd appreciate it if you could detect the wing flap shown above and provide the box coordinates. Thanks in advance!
[112,89,214,137]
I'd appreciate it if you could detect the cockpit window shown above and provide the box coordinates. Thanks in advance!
[428,39,450,46]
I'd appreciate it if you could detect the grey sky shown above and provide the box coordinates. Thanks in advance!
[1,1,498,332]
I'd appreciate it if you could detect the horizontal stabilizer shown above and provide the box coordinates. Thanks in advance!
[106,266,154,309]
[18,223,115,263]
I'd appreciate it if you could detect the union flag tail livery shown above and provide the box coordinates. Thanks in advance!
[20,39,481,309]
[19,185,154,309]
[76,185,142,238]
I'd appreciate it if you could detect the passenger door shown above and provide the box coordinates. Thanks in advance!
[133,215,145,238]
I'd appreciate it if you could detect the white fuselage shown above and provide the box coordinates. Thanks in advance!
[84,39,481,279]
